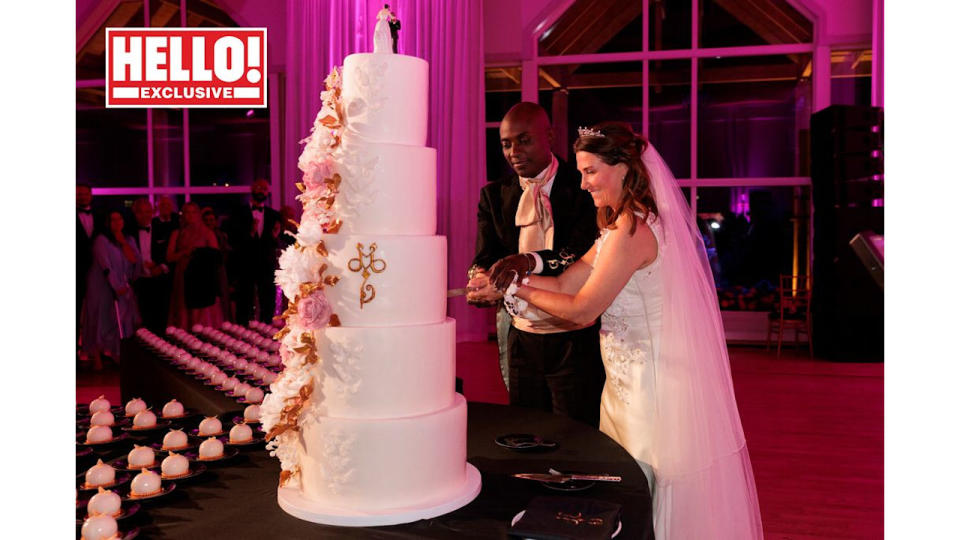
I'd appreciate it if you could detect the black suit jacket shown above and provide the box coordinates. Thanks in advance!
[473,159,598,276]
[226,204,282,279]
[77,212,95,280]
[151,216,180,266]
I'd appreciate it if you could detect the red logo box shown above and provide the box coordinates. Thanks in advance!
[106,28,267,108]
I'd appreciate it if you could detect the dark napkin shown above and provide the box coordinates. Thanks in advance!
[508,496,622,539]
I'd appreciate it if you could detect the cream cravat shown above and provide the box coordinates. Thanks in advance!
[515,154,558,253]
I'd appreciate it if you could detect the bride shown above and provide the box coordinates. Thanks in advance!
[490,122,763,539]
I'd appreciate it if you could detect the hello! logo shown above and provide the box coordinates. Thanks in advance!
[106,28,267,108]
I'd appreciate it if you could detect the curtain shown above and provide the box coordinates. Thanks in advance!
[284,0,487,341]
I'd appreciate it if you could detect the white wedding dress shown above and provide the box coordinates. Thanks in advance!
[594,211,764,539]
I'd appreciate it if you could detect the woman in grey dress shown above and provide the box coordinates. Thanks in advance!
[82,210,142,370]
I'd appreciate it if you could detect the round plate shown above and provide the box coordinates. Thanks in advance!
[225,432,265,447]
[77,472,132,492]
[77,432,131,447]
[108,457,161,472]
[122,482,176,502]
[160,463,207,481]
[511,510,621,538]
[121,421,173,433]
[185,446,240,463]
[149,441,199,452]
[189,428,227,438]
[494,433,558,451]
[159,409,199,422]
[77,502,141,522]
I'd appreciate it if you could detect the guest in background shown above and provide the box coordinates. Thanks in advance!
[202,206,234,322]
[152,195,180,270]
[82,210,142,370]
[167,202,224,328]
[76,184,96,360]
[467,102,603,427]
[128,198,171,332]
[226,179,282,325]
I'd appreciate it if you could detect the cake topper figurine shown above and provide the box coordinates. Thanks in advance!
[374,4,401,54]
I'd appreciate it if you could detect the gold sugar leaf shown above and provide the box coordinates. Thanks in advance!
[287,218,300,230]
[328,314,341,327]
[316,241,328,257]
[274,327,291,341]
[323,275,340,287]
[325,220,342,234]
[296,182,306,193]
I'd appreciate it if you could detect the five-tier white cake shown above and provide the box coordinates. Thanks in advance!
[264,45,481,527]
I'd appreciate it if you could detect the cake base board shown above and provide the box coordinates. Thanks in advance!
[277,464,482,527]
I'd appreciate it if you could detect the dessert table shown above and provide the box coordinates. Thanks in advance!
[106,339,654,538]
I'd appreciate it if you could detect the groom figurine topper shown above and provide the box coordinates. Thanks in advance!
[374,4,400,54]
[468,102,604,427]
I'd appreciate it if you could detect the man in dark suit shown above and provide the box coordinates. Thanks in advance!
[128,197,171,332]
[467,102,604,427]
[227,179,282,325]
[77,184,95,349]
[151,195,180,267]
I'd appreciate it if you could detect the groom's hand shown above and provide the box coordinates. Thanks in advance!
[466,270,502,307]
[489,253,534,291]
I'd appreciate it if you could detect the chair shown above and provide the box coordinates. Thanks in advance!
[766,274,813,357]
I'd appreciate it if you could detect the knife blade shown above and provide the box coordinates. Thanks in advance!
[512,473,622,483]
[447,288,469,298]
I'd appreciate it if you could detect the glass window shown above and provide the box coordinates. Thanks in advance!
[540,62,643,153]
[77,89,149,187]
[649,0,692,50]
[189,193,250,224]
[189,108,270,186]
[831,49,873,107]
[696,186,810,310]
[699,0,813,49]
[486,128,514,181]
[697,54,811,178]
[485,66,521,123]
[539,0,642,56]
[152,109,185,187]
[649,60,691,178]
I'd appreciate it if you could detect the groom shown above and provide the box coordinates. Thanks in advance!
[468,102,604,427]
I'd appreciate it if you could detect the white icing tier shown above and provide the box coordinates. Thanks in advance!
[334,137,436,235]
[297,394,468,512]
[321,234,446,326]
[341,53,428,146]
[314,318,456,418]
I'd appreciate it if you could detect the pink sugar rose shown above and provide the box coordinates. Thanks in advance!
[298,292,332,330]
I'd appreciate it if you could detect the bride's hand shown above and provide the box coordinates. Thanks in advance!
[466,271,502,307]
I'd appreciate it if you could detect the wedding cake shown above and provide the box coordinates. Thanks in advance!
[264,18,481,527]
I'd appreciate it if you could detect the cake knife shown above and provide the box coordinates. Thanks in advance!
[512,473,622,484]
[446,288,469,298]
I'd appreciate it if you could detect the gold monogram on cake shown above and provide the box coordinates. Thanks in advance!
[347,243,387,308]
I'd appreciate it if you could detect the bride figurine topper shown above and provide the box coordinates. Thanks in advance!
[373,4,401,54]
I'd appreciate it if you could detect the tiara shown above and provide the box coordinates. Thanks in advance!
[577,126,605,138]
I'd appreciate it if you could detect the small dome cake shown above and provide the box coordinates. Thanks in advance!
[243,404,261,423]
[198,437,225,460]
[198,416,222,436]
[244,387,264,404]
[124,398,147,417]
[90,410,115,427]
[220,377,239,391]
[161,399,185,418]
[127,445,155,468]
[229,423,253,444]
[85,459,116,488]
[233,382,252,396]
[209,371,227,386]
[88,395,111,414]
[132,409,157,430]
[161,452,190,479]
[80,513,119,540]
[161,429,189,451]
[130,468,162,498]
[85,425,113,444]
[86,487,122,518]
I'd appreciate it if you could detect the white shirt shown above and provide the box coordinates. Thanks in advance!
[252,206,265,237]
[78,210,94,237]
[137,227,153,264]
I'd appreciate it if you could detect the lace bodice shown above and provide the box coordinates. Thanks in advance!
[595,214,664,404]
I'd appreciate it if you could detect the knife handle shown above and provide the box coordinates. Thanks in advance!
[572,474,622,482]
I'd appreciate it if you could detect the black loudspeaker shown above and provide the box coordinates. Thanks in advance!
[810,105,884,362]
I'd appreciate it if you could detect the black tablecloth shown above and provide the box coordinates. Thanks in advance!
[103,339,654,539]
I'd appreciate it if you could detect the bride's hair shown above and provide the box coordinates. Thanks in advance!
[573,121,658,235]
